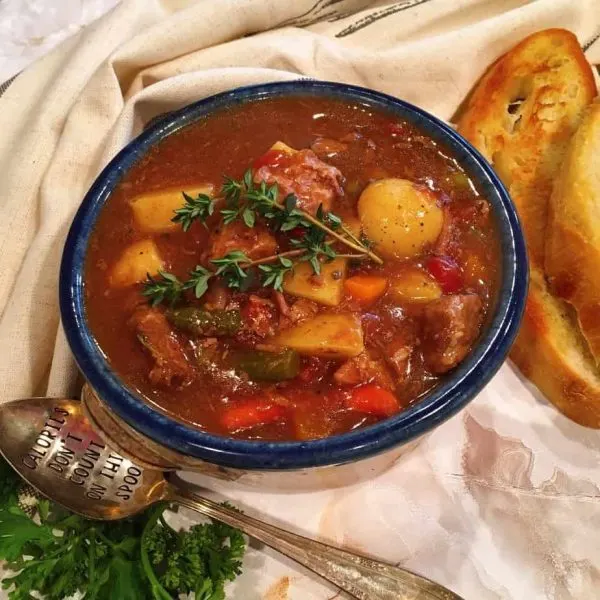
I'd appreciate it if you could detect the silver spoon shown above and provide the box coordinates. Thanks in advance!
[0,396,463,600]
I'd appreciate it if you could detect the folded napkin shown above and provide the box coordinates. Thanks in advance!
[1,1,599,598]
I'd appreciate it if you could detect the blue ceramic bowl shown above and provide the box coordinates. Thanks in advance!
[60,81,527,471]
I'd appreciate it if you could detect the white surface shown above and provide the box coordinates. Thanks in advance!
[0,0,119,82]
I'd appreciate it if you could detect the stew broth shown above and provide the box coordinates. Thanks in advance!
[85,96,500,441]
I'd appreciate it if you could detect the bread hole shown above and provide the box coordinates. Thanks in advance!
[505,96,526,133]
[507,98,525,114]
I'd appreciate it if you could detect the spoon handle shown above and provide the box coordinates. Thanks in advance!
[169,484,463,600]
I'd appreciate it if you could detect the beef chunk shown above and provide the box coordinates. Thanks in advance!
[334,352,395,390]
[240,295,277,339]
[203,281,230,311]
[208,221,277,261]
[254,149,343,214]
[421,294,483,374]
[129,307,193,387]
[384,334,415,383]
[279,298,319,330]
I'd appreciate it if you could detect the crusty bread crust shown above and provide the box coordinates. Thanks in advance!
[457,29,600,427]
[457,28,597,269]
[545,102,600,365]
[510,270,600,428]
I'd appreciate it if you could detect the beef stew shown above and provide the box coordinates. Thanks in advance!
[85,96,500,441]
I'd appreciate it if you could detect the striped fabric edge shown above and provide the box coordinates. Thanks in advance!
[0,73,18,98]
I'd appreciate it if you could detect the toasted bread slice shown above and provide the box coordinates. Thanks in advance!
[545,102,600,365]
[511,269,600,427]
[457,29,600,427]
[457,28,596,269]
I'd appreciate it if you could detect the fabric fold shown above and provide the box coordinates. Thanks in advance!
[0,1,599,597]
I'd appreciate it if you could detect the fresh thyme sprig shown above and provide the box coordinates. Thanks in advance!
[144,166,383,307]
[141,271,185,307]
[258,256,294,290]
[234,171,382,264]
[176,169,382,265]
[141,246,367,306]
[171,192,215,231]
[184,265,212,298]
[290,206,337,275]
[212,250,251,290]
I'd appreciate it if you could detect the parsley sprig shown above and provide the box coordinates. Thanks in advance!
[0,456,245,600]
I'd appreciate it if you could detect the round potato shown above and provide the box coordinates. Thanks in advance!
[358,178,443,259]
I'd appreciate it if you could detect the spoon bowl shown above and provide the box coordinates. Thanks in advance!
[0,396,167,519]
[0,396,464,600]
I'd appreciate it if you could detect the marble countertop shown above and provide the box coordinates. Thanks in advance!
[0,0,119,82]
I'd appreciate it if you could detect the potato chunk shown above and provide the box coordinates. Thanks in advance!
[358,178,443,259]
[283,258,347,306]
[109,239,164,288]
[130,185,214,233]
[388,267,442,303]
[271,313,363,359]
[270,141,297,155]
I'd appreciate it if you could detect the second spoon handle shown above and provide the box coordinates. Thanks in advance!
[169,483,463,600]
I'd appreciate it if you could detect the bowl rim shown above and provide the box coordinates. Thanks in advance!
[59,80,528,470]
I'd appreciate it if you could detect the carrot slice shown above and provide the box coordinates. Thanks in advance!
[346,384,399,417]
[221,398,286,432]
[344,275,388,305]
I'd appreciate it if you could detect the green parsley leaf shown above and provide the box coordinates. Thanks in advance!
[0,456,246,600]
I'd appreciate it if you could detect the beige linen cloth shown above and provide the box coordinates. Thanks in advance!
[1,0,600,598]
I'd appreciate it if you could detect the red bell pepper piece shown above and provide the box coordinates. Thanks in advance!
[252,149,287,170]
[346,384,399,417]
[425,255,463,294]
[221,398,286,432]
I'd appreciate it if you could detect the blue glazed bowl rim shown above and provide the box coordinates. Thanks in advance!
[59,80,528,470]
